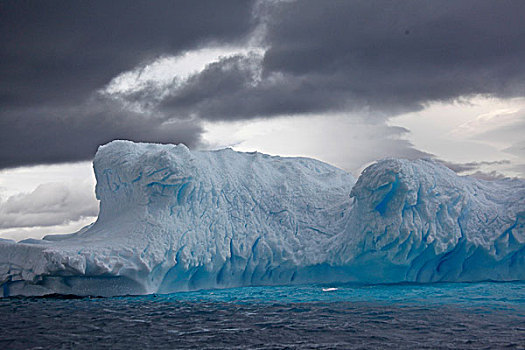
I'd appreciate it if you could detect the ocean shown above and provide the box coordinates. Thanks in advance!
[1,282,524,349]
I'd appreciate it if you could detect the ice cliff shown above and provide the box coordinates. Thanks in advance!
[1,141,524,297]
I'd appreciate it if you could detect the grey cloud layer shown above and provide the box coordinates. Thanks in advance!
[0,96,204,168]
[438,160,511,174]
[159,0,525,120]
[0,0,256,168]
[0,0,255,108]
[2,0,525,167]
[0,181,98,229]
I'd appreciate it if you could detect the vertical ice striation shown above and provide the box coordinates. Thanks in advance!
[0,141,524,297]
[331,159,525,282]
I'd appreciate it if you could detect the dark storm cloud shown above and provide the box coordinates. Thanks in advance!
[3,0,525,167]
[159,0,525,120]
[438,160,511,174]
[0,0,255,108]
[261,0,525,109]
[159,54,362,120]
[0,0,256,168]
[0,97,203,168]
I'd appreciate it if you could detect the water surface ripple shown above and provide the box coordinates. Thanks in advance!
[1,282,524,349]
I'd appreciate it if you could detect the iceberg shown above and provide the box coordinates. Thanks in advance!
[1,140,524,297]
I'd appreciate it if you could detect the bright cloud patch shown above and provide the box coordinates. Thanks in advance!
[0,163,98,241]
[391,96,525,178]
[0,180,98,230]
[202,114,430,176]
[101,46,264,101]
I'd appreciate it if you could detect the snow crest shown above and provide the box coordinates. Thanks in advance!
[1,141,524,297]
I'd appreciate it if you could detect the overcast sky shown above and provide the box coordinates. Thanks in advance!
[1,0,524,240]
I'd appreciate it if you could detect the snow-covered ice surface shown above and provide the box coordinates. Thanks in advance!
[1,140,524,297]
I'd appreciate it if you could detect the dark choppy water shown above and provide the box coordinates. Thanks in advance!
[1,282,524,349]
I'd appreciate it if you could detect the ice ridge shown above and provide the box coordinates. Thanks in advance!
[1,140,523,297]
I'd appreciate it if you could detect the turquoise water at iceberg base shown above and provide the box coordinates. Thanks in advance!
[1,282,524,349]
